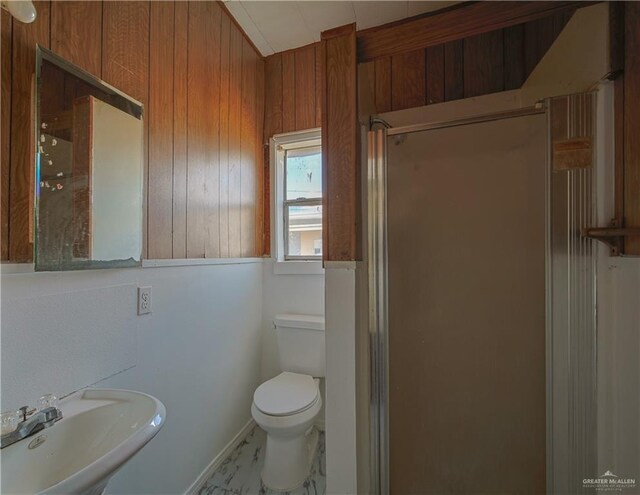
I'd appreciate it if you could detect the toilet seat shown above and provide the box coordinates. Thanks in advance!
[253,372,318,417]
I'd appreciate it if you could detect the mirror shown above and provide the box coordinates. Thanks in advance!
[35,47,143,271]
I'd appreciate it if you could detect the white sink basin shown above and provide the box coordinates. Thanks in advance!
[1,388,166,495]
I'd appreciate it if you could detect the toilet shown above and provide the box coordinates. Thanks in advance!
[251,314,325,491]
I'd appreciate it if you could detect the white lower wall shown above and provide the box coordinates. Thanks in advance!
[595,82,640,487]
[325,263,357,495]
[260,260,325,381]
[597,255,640,488]
[1,261,264,495]
[261,259,325,423]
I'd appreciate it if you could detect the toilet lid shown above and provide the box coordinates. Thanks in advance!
[254,372,318,416]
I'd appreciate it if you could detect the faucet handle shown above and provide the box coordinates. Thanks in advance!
[18,406,36,422]
[37,394,58,410]
[0,410,21,434]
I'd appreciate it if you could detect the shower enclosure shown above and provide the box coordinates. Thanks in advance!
[367,93,598,494]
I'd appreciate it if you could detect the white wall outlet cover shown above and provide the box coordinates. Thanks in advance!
[138,286,152,315]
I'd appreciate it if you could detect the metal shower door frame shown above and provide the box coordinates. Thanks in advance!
[367,127,389,495]
[366,104,557,495]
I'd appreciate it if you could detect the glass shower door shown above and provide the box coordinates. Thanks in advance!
[383,112,548,494]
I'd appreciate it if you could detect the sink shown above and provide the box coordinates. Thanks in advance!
[1,388,166,495]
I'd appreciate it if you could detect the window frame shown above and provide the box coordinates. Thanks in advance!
[270,128,322,263]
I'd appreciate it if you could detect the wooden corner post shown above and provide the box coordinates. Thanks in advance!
[321,23,359,262]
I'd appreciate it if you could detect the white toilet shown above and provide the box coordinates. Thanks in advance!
[251,314,325,491]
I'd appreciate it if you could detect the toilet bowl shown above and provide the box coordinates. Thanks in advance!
[251,371,322,491]
[253,314,325,491]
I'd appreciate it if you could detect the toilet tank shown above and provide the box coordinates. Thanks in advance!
[274,314,325,377]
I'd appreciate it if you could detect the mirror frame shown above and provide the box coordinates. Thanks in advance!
[34,45,144,271]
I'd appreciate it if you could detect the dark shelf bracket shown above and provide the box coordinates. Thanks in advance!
[583,219,640,256]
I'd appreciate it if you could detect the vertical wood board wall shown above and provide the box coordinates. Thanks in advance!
[1,1,265,262]
[369,10,574,114]
[262,42,322,255]
[322,25,359,262]
[260,12,573,261]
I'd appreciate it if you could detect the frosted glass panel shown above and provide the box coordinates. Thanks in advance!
[385,114,547,493]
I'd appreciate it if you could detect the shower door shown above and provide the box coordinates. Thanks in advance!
[373,111,548,494]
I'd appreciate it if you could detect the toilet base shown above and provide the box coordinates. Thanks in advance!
[261,427,319,492]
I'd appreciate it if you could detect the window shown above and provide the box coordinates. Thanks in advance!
[271,129,322,262]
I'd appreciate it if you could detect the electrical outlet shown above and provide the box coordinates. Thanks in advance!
[138,286,152,315]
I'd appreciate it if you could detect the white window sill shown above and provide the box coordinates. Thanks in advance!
[273,260,324,275]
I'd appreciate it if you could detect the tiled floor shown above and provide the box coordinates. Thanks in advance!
[198,426,326,495]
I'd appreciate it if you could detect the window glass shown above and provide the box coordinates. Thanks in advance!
[285,146,322,200]
[286,204,322,257]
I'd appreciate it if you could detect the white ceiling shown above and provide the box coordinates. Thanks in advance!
[223,1,461,56]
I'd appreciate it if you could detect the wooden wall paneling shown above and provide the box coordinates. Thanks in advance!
[356,1,588,62]
[205,2,222,259]
[463,30,504,98]
[240,39,257,257]
[426,44,444,105]
[322,24,358,261]
[443,40,463,101]
[9,0,50,262]
[228,24,243,258]
[552,9,574,39]
[172,0,188,259]
[2,0,268,263]
[255,57,265,256]
[355,11,573,115]
[503,24,525,90]
[102,2,150,105]
[50,1,102,77]
[521,12,573,82]
[262,53,281,256]
[315,44,322,128]
[624,2,640,254]
[264,54,283,140]
[186,1,207,258]
[374,56,392,113]
[614,76,625,226]
[186,1,219,258]
[358,61,377,127]
[282,51,295,133]
[262,142,270,256]
[148,1,174,259]
[263,43,324,137]
[610,3,625,229]
[102,1,149,256]
[1,11,11,260]
[294,44,316,130]
[391,49,425,111]
[609,2,625,77]
[219,12,231,258]
[319,38,327,259]
[523,16,556,79]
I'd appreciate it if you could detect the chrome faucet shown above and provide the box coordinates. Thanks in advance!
[0,406,63,449]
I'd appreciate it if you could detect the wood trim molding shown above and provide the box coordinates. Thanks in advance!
[322,23,357,41]
[609,1,625,77]
[268,40,320,59]
[321,23,359,261]
[357,1,593,62]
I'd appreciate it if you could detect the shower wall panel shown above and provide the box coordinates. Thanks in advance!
[548,93,598,494]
